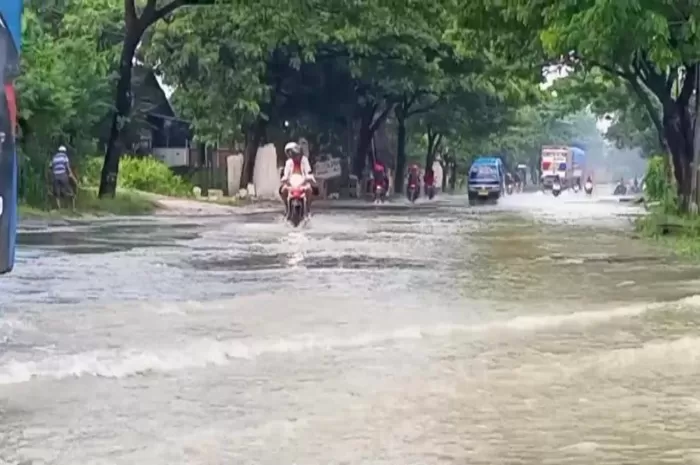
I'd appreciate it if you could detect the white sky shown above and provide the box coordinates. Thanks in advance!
[542,65,610,133]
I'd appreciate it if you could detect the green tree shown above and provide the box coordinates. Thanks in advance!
[17,0,120,204]
[99,0,215,198]
[475,0,700,208]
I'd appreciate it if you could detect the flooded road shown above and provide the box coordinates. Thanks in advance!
[2,192,700,464]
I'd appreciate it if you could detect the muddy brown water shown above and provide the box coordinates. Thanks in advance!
[1,192,700,464]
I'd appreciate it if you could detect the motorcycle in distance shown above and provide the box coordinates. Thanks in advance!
[506,182,513,195]
[551,178,562,197]
[613,182,627,196]
[572,183,580,193]
[425,182,436,200]
[584,180,593,195]
[407,181,419,203]
[373,180,387,204]
[286,173,309,227]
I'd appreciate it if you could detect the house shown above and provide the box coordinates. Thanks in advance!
[129,65,195,167]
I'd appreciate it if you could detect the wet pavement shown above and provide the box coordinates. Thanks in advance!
[2,191,700,464]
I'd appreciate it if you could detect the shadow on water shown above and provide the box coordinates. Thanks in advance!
[17,218,202,255]
[187,253,430,271]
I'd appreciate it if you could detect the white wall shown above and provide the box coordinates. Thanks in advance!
[432,161,443,189]
[226,154,243,195]
[252,143,279,198]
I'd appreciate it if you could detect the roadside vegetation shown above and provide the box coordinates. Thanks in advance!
[634,156,700,257]
[19,155,191,218]
[17,0,700,227]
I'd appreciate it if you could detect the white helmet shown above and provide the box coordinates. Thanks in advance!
[284,142,301,157]
[58,145,67,152]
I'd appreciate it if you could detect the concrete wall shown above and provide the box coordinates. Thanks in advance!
[226,154,243,195]
[432,161,443,190]
[252,143,279,198]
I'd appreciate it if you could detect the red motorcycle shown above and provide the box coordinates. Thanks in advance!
[286,174,309,227]
[424,182,435,199]
[407,182,419,203]
[373,180,387,204]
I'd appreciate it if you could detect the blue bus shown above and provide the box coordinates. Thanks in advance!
[467,156,505,205]
[0,1,20,274]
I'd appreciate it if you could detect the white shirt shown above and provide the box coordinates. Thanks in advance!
[281,156,314,182]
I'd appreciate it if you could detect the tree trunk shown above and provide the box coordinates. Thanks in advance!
[98,37,139,197]
[449,161,457,191]
[425,133,442,171]
[353,106,375,178]
[240,118,266,189]
[353,103,393,178]
[395,109,407,192]
[440,157,449,190]
[663,101,693,210]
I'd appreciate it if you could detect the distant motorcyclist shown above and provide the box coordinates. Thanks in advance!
[512,171,521,191]
[630,176,640,193]
[407,164,420,186]
[406,164,421,200]
[424,168,435,198]
[372,161,389,192]
[279,142,315,215]
[424,168,435,187]
[613,177,627,195]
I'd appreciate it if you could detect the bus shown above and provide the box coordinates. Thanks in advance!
[0,1,21,274]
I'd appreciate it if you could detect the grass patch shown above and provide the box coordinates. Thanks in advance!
[20,187,157,220]
[635,208,700,257]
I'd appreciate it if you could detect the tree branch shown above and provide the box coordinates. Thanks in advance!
[679,64,696,106]
[370,103,394,132]
[626,78,666,150]
[142,0,158,21]
[125,0,138,26]
[154,0,214,22]
[407,97,442,117]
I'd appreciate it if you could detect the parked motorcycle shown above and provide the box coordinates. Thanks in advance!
[584,181,593,195]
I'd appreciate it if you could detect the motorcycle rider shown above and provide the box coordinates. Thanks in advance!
[372,161,389,193]
[614,177,627,195]
[512,170,521,191]
[424,168,435,193]
[407,164,420,197]
[505,172,514,192]
[279,142,315,216]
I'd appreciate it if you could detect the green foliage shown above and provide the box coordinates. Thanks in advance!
[20,187,156,218]
[83,156,192,196]
[643,155,677,212]
[18,0,122,206]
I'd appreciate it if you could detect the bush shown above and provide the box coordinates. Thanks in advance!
[20,186,157,218]
[644,154,677,213]
[82,155,192,197]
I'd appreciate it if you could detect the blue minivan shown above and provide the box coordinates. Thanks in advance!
[467,156,505,205]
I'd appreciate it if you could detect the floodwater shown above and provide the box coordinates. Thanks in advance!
[2,191,700,464]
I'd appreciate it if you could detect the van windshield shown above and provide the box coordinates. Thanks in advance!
[470,165,498,178]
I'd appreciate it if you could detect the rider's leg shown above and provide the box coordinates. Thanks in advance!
[305,185,313,215]
[279,185,288,216]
